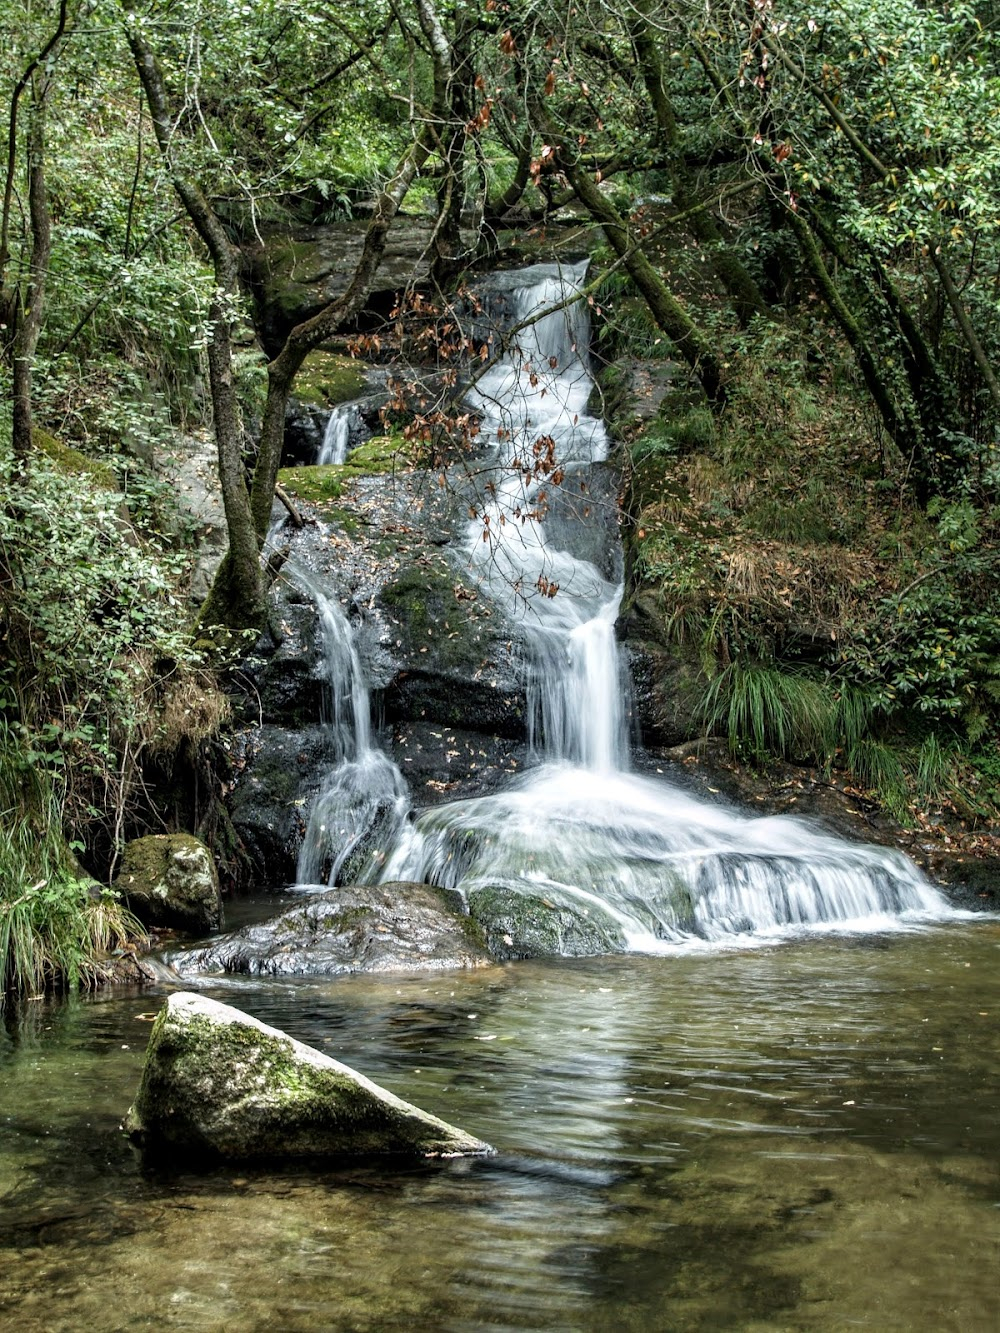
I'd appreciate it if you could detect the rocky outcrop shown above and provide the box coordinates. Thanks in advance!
[115,834,222,935]
[173,882,492,976]
[124,992,493,1160]
[250,221,445,353]
[225,726,333,886]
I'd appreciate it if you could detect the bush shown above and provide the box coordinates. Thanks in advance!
[0,724,141,1006]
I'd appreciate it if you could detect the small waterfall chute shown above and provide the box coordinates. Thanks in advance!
[291,573,408,890]
[317,404,360,466]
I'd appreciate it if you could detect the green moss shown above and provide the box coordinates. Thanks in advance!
[277,465,345,503]
[279,437,418,507]
[118,833,205,888]
[468,886,625,959]
[32,428,116,489]
[291,351,366,408]
[325,906,373,932]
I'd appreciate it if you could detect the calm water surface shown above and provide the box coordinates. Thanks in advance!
[1,921,998,1331]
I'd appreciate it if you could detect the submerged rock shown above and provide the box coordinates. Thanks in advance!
[468,885,627,959]
[115,834,221,935]
[124,992,493,1160]
[175,882,492,976]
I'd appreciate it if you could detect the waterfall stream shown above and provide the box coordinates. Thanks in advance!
[316,404,357,466]
[298,260,951,946]
[293,573,408,889]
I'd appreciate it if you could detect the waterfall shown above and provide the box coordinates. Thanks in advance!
[293,573,408,889]
[317,404,357,466]
[373,261,952,944]
[463,261,627,770]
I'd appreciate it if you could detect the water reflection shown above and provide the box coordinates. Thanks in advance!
[0,923,997,1330]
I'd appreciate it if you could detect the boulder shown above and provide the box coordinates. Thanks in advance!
[468,884,627,959]
[173,882,492,976]
[123,992,493,1160]
[115,834,221,935]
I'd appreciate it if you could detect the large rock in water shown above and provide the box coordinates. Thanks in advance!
[115,834,222,934]
[124,992,493,1160]
[174,882,493,976]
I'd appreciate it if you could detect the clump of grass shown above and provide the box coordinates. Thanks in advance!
[846,737,910,823]
[0,725,142,1007]
[699,661,836,766]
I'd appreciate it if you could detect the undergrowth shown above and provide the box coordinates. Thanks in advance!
[624,320,1000,824]
[0,723,142,1007]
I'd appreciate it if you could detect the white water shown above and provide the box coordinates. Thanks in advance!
[317,404,357,466]
[373,261,953,945]
[294,574,408,889]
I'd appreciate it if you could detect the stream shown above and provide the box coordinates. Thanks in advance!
[1,924,998,1330]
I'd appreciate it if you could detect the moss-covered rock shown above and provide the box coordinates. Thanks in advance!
[115,834,221,935]
[123,991,493,1160]
[468,885,626,959]
[291,351,366,408]
[173,882,493,976]
[32,427,116,489]
[278,437,417,505]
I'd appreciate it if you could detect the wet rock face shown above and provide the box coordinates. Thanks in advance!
[468,886,626,959]
[124,992,493,1160]
[225,464,528,886]
[250,221,442,354]
[390,722,527,807]
[173,882,492,977]
[115,834,222,935]
[225,726,334,887]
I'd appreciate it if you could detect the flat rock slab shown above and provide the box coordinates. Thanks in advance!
[124,992,493,1161]
[175,882,494,976]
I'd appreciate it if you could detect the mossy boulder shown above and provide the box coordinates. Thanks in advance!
[115,834,221,935]
[468,885,627,959]
[123,992,493,1161]
[33,427,116,489]
[173,882,492,976]
[291,351,366,408]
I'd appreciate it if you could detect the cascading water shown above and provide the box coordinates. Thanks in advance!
[317,404,358,466]
[373,261,951,946]
[293,571,408,889]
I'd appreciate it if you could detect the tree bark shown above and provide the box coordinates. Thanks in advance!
[629,7,770,327]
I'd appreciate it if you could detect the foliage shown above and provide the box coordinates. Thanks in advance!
[0,422,204,864]
[0,723,142,1007]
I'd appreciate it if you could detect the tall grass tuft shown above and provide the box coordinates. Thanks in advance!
[0,724,141,1006]
[699,661,836,766]
[847,737,911,823]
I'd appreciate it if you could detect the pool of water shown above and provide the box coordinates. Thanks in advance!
[1,921,998,1331]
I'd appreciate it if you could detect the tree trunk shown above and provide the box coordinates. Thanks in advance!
[562,152,727,402]
[629,8,769,327]
[129,29,265,633]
